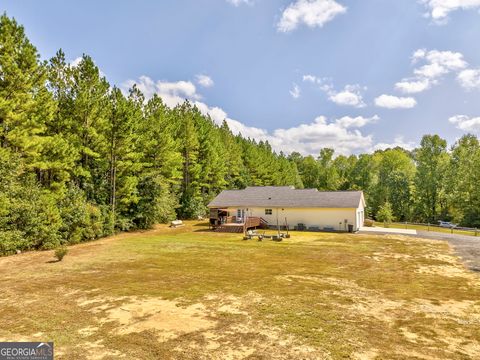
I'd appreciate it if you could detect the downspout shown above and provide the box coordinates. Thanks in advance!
[276,208,280,236]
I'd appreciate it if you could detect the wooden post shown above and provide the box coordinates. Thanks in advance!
[475,228,478,237]
[428,223,430,231]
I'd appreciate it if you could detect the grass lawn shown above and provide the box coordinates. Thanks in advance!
[378,222,479,237]
[1,222,480,359]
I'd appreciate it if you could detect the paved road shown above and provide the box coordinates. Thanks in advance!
[360,229,480,272]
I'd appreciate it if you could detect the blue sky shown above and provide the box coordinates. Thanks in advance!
[2,0,480,155]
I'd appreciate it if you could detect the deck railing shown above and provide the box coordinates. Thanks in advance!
[213,216,268,232]
[222,216,267,227]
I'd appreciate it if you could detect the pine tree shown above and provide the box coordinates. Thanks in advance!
[0,14,55,174]
[68,55,110,201]
[219,120,244,188]
[175,102,202,218]
[141,93,182,182]
[106,87,143,230]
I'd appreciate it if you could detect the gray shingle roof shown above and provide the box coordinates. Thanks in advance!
[208,186,364,209]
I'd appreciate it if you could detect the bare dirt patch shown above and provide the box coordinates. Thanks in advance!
[181,292,330,359]
[351,349,378,360]
[414,299,480,322]
[415,264,473,278]
[80,340,126,359]
[77,326,99,337]
[423,253,459,264]
[78,296,216,341]
[372,252,413,261]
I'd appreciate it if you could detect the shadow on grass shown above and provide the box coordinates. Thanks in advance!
[193,222,210,227]
[193,228,216,233]
[46,259,61,264]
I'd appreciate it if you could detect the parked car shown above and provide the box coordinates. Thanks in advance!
[438,221,457,228]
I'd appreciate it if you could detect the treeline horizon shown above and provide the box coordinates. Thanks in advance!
[1,14,479,255]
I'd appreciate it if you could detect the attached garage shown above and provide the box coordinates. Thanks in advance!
[208,186,366,232]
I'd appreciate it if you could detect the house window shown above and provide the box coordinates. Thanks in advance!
[265,209,272,215]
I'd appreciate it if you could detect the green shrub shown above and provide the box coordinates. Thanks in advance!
[83,204,104,240]
[376,202,394,225]
[364,219,375,227]
[133,175,178,228]
[58,186,90,244]
[0,230,26,256]
[54,246,68,261]
[178,191,206,220]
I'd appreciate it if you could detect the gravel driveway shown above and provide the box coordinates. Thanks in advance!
[360,229,480,272]
[416,231,480,272]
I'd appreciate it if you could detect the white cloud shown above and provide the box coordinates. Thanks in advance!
[277,0,346,33]
[414,62,449,78]
[195,104,380,156]
[328,85,366,108]
[420,0,480,22]
[303,77,366,108]
[226,0,253,6]
[289,83,301,99]
[373,136,416,151]
[192,101,270,139]
[457,68,480,90]
[449,115,480,132]
[335,115,379,128]
[196,106,381,156]
[375,95,417,109]
[270,115,376,155]
[122,76,200,107]
[196,74,214,88]
[156,80,199,98]
[412,48,427,61]
[123,76,388,155]
[302,74,318,83]
[395,79,431,94]
[395,49,468,94]
[413,49,467,74]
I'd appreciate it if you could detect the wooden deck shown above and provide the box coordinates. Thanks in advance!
[214,217,268,233]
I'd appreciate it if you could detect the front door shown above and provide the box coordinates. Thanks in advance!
[237,209,245,223]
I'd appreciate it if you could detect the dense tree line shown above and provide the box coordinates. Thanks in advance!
[289,134,480,228]
[0,15,300,254]
[1,14,479,255]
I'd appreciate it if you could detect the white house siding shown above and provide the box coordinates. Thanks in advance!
[228,207,362,231]
[356,206,365,230]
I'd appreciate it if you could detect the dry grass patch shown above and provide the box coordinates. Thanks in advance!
[0,221,479,359]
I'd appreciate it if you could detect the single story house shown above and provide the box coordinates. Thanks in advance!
[208,186,366,233]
